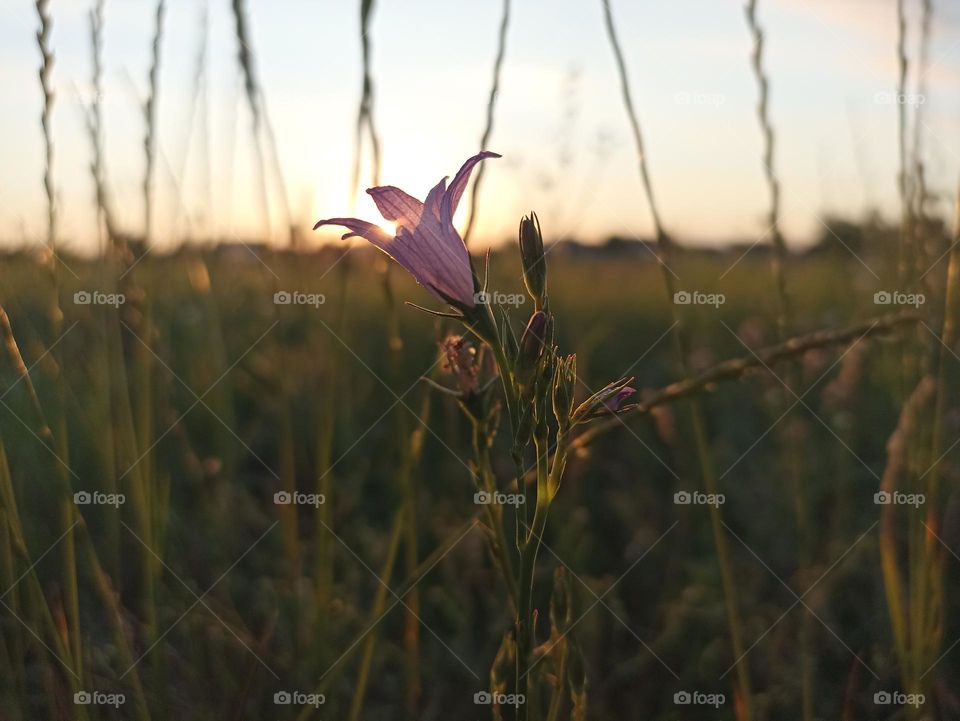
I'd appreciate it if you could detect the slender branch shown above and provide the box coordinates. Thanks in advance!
[351,0,382,205]
[143,0,165,246]
[36,0,56,252]
[570,310,923,454]
[463,0,511,245]
[599,2,752,712]
[745,0,790,338]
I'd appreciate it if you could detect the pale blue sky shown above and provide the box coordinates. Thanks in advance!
[3,0,960,252]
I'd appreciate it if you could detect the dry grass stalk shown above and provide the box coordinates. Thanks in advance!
[36,0,56,251]
[463,0,511,245]
[143,0,165,245]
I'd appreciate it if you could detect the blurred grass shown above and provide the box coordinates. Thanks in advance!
[0,245,953,720]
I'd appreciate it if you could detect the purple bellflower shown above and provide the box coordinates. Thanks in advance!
[314,151,501,308]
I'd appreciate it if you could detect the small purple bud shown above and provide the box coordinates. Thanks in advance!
[604,386,636,412]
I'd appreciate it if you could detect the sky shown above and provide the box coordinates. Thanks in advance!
[2,0,960,253]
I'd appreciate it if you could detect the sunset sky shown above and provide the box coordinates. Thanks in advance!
[3,0,960,252]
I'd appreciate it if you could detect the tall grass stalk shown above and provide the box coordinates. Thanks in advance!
[314,255,350,644]
[85,0,116,249]
[0,443,89,721]
[463,0,511,246]
[0,313,96,718]
[911,0,932,283]
[351,0,382,205]
[173,3,210,240]
[36,0,56,254]
[896,0,912,289]
[600,1,754,716]
[295,517,481,721]
[571,310,924,451]
[36,0,85,690]
[744,3,812,717]
[143,0,165,247]
[231,0,275,241]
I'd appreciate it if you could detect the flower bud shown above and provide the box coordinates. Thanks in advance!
[552,354,577,429]
[518,311,548,388]
[519,213,547,307]
[571,377,635,423]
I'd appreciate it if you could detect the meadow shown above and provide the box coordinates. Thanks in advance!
[0,239,954,719]
[4,0,960,718]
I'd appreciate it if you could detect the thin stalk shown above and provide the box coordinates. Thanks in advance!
[351,0,382,207]
[896,0,912,289]
[346,507,405,721]
[143,0,165,247]
[463,0,511,245]
[926,189,960,518]
[85,0,117,247]
[36,0,56,253]
[572,310,922,452]
[297,517,479,721]
[231,0,274,241]
[473,420,519,607]
[600,2,753,714]
[517,429,551,721]
[744,3,810,716]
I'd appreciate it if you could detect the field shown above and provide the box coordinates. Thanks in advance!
[4,0,960,718]
[0,241,955,719]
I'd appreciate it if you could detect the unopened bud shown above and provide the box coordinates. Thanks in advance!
[519,213,547,307]
[518,311,548,388]
[553,354,577,428]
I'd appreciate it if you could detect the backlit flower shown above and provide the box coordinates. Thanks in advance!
[314,151,500,308]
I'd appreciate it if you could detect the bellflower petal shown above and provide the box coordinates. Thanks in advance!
[315,153,500,308]
[441,150,502,227]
